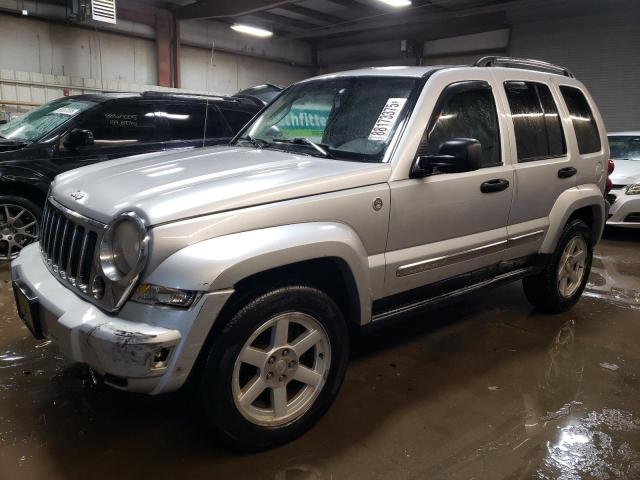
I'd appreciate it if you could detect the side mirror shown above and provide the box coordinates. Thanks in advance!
[412,138,482,177]
[63,129,94,150]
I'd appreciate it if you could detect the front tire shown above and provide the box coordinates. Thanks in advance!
[197,284,349,452]
[0,196,42,261]
[522,219,593,313]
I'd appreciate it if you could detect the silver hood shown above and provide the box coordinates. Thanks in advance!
[610,159,640,186]
[52,146,391,225]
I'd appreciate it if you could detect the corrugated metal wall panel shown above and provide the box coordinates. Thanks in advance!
[510,9,640,132]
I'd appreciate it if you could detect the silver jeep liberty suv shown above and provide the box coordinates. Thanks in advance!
[12,57,608,451]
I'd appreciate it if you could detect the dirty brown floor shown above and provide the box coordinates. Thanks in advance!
[1,229,639,480]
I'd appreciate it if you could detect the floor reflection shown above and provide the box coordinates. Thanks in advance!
[586,228,640,308]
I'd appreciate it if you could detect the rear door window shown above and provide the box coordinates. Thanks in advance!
[218,106,256,134]
[560,86,601,154]
[205,105,233,140]
[504,81,566,161]
[536,84,566,157]
[155,102,206,141]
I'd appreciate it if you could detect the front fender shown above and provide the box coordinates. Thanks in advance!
[145,222,372,324]
[0,165,50,193]
[539,184,606,253]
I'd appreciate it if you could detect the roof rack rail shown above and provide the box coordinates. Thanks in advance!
[474,56,574,78]
[140,91,251,103]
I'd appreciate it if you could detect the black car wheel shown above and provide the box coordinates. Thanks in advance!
[522,219,593,313]
[0,196,41,261]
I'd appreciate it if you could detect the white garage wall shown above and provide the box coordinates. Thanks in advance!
[509,9,640,132]
[0,14,157,84]
[180,46,309,95]
[0,11,312,106]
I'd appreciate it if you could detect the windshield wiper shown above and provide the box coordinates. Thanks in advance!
[238,134,268,149]
[272,137,334,159]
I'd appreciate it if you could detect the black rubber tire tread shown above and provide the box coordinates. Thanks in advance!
[197,283,349,452]
[522,219,593,313]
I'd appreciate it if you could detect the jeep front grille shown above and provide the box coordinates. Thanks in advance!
[40,200,101,289]
[40,198,144,312]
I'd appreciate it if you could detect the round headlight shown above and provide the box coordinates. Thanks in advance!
[100,213,146,281]
[112,219,142,274]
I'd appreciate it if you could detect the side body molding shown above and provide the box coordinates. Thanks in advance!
[539,184,606,253]
[145,222,373,324]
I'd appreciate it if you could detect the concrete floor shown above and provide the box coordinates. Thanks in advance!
[0,229,639,480]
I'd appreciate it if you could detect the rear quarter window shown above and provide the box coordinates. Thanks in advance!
[559,86,601,154]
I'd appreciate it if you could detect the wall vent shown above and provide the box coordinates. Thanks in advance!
[91,0,116,24]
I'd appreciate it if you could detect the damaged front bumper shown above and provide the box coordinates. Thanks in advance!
[11,243,233,394]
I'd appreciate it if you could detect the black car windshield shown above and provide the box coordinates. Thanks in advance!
[0,98,97,142]
[234,76,420,162]
[609,135,640,161]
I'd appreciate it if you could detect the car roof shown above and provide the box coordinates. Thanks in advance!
[61,91,260,108]
[304,66,445,81]
[302,57,578,83]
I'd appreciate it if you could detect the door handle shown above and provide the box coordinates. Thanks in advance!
[558,166,577,179]
[481,178,510,193]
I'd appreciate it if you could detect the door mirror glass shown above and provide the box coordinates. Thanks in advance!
[63,129,94,149]
[413,138,482,177]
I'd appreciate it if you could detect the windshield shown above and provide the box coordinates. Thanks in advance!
[234,76,420,162]
[0,98,97,142]
[609,135,640,161]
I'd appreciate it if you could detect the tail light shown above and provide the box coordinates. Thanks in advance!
[605,159,614,195]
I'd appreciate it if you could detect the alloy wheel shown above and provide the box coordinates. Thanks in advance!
[232,312,331,427]
[557,235,588,298]
[0,204,39,261]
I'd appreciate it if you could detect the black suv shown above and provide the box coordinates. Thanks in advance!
[0,91,261,260]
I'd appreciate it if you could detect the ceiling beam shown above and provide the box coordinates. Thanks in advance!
[248,11,320,31]
[175,0,302,20]
[322,0,385,17]
[278,4,346,25]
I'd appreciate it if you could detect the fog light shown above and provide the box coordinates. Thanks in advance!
[131,283,198,308]
[151,348,172,370]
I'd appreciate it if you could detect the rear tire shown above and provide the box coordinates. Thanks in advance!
[0,196,42,261]
[522,219,593,313]
[197,284,349,452]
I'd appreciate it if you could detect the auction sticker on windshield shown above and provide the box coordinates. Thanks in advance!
[368,98,407,142]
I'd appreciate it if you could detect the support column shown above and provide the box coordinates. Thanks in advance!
[118,4,180,88]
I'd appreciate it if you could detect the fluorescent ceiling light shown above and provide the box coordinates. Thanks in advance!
[377,0,412,6]
[231,24,273,37]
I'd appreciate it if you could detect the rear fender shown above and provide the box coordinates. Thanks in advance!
[539,184,606,253]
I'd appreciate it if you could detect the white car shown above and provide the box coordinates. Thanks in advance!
[607,132,640,228]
